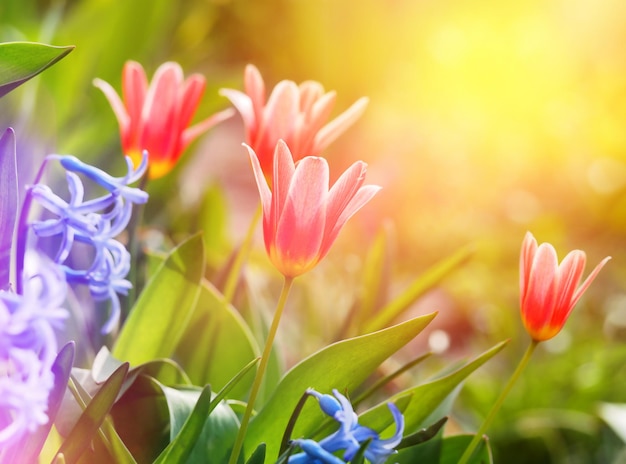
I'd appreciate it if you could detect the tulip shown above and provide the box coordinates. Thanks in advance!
[221,64,368,176]
[94,61,234,179]
[246,140,380,278]
[519,231,610,341]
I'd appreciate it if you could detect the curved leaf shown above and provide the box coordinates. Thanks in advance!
[175,280,260,398]
[359,341,509,436]
[113,233,205,365]
[56,362,129,463]
[245,312,437,460]
[363,245,473,333]
[0,42,74,98]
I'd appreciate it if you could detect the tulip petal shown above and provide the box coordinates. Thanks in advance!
[122,61,148,126]
[325,161,368,232]
[570,255,611,308]
[522,243,559,335]
[274,156,328,276]
[245,144,272,217]
[320,184,381,260]
[140,62,184,160]
[179,74,206,129]
[272,140,296,228]
[519,231,538,307]
[219,88,256,138]
[552,250,586,324]
[244,64,266,124]
[181,107,235,150]
[314,96,369,153]
[93,78,130,138]
[259,81,299,146]
[298,81,326,114]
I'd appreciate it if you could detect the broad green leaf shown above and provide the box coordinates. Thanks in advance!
[175,280,259,398]
[0,128,17,290]
[5,342,75,463]
[395,432,491,463]
[0,42,74,98]
[56,363,129,462]
[245,312,437,460]
[153,385,213,464]
[363,245,473,333]
[359,341,508,436]
[109,375,171,463]
[186,397,242,463]
[113,233,205,365]
[130,380,241,464]
[246,444,266,464]
[57,366,136,464]
[437,435,492,464]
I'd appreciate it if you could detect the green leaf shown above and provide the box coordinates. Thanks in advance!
[108,375,171,463]
[0,41,74,98]
[437,435,492,464]
[363,245,473,333]
[246,444,266,464]
[56,362,129,463]
[113,233,205,365]
[359,341,508,436]
[395,424,492,463]
[153,385,213,464]
[245,312,437,460]
[175,280,260,398]
[398,416,449,449]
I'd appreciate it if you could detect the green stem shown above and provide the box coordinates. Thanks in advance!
[458,339,538,464]
[228,276,294,464]
[223,204,262,304]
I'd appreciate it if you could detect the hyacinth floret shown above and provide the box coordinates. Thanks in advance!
[28,152,148,333]
[288,389,404,464]
[0,251,68,445]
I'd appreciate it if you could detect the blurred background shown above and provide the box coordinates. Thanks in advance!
[2,0,626,462]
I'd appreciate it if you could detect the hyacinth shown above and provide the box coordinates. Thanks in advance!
[28,153,149,333]
[94,60,234,179]
[0,251,67,445]
[247,140,380,278]
[288,389,404,464]
[221,64,369,176]
[519,231,611,341]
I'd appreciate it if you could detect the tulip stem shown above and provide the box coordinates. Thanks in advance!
[223,204,262,304]
[458,339,538,464]
[228,275,294,464]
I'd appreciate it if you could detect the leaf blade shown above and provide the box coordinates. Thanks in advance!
[112,233,205,365]
[0,42,74,98]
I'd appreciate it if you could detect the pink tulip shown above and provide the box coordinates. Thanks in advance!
[247,140,380,278]
[94,61,234,179]
[519,231,610,341]
[221,64,369,176]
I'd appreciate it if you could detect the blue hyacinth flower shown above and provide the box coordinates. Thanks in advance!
[288,388,405,464]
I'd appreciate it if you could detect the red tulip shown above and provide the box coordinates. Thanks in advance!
[94,61,234,179]
[519,231,610,341]
[221,64,368,176]
[247,140,380,278]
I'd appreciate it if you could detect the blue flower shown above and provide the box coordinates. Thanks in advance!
[288,389,404,464]
[28,152,148,332]
[0,251,67,445]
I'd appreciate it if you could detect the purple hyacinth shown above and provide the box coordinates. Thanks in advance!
[288,389,405,464]
[27,152,148,333]
[0,251,67,445]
